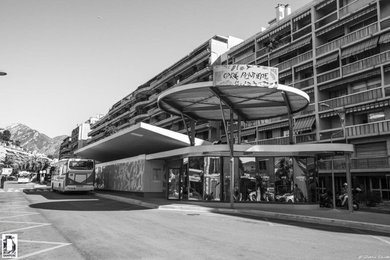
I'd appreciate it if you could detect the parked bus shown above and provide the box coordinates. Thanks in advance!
[51,158,95,192]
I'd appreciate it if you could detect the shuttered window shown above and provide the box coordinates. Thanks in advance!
[355,142,387,158]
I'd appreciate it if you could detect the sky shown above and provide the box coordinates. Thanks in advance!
[0,0,312,138]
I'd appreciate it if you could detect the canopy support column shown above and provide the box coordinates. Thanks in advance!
[181,113,194,146]
[219,100,234,208]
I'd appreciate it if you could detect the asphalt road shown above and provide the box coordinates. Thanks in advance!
[1,186,390,260]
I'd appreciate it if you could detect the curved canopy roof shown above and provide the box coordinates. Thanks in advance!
[157,81,309,121]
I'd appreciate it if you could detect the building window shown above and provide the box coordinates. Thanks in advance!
[368,111,385,122]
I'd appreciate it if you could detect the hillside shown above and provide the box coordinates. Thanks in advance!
[5,123,67,158]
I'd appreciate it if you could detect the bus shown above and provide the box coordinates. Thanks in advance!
[51,158,95,192]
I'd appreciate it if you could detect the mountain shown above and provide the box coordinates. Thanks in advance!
[5,123,67,157]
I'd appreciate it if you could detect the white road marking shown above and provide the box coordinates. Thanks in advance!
[371,236,390,246]
[0,220,51,225]
[17,241,72,259]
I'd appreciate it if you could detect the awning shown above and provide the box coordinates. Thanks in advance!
[316,52,339,67]
[279,69,292,78]
[295,62,313,72]
[240,128,256,137]
[293,10,311,22]
[270,36,311,59]
[258,121,289,132]
[346,100,390,113]
[341,36,378,58]
[316,0,335,11]
[294,116,315,132]
[379,31,390,44]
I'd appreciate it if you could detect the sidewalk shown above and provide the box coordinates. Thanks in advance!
[95,190,390,235]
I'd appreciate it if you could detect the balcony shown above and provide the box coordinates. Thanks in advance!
[177,66,211,86]
[154,115,181,127]
[130,99,153,113]
[316,23,378,56]
[256,136,290,145]
[235,53,255,64]
[345,119,390,139]
[295,133,316,143]
[315,11,337,30]
[318,156,390,171]
[319,87,383,110]
[317,68,341,84]
[342,50,390,76]
[150,49,210,89]
[339,0,376,19]
[293,77,314,90]
[276,51,313,72]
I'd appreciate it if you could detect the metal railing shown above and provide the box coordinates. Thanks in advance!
[316,23,378,56]
[342,50,390,76]
[339,0,375,19]
[319,87,383,110]
[345,119,390,138]
[317,68,340,84]
[318,156,390,170]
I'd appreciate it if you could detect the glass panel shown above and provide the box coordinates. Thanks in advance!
[168,169,180,199]
[204,157,222,201]
[188,157,204,200]
[274,157,294,203]
[223,157,231,202]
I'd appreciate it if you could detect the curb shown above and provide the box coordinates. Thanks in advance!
[95,193,159,209]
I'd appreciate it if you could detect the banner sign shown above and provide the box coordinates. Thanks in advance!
[213,65,279,88]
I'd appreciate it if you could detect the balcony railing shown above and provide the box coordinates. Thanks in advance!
[276,51,313,72]
[345,119,390,139]
[256,136,290,145]
[295,133,316,143]
[339,0,375,19]
[319,87,383,110]
[318,156,390,171]
[317,68,340,84]
[315,11,337,30]
[316,23,378,56]
[293,77,314,89]
[235,52,255,64]
[256,47,268,59]
[342,50,390,76]
[150,49,210,89]
[177,66,211,86]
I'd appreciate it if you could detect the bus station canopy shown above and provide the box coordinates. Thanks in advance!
[75,122,209,162]
[157,81,310,121]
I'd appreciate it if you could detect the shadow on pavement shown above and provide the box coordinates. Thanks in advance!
[29,199,148,211]
[216,212,390,238]
[24,189,95,200]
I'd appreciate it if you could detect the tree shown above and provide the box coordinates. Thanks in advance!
[2,130,11,142]
[15,140,21,147]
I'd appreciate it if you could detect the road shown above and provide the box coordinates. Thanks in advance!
[1,185,390,260]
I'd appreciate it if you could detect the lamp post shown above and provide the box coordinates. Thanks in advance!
[319,103,352,211]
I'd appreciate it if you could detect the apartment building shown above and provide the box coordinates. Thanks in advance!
[222,0,390,200]
[81,0,390,201]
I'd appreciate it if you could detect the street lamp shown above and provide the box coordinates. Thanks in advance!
[319,103,353,212]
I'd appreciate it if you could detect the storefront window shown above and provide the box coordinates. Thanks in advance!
[188,157,204,200]
[168,168,180,199]
[204,157,222,201]
[274,157,294,203]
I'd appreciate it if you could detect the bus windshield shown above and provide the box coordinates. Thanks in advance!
[68,160,94,170]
